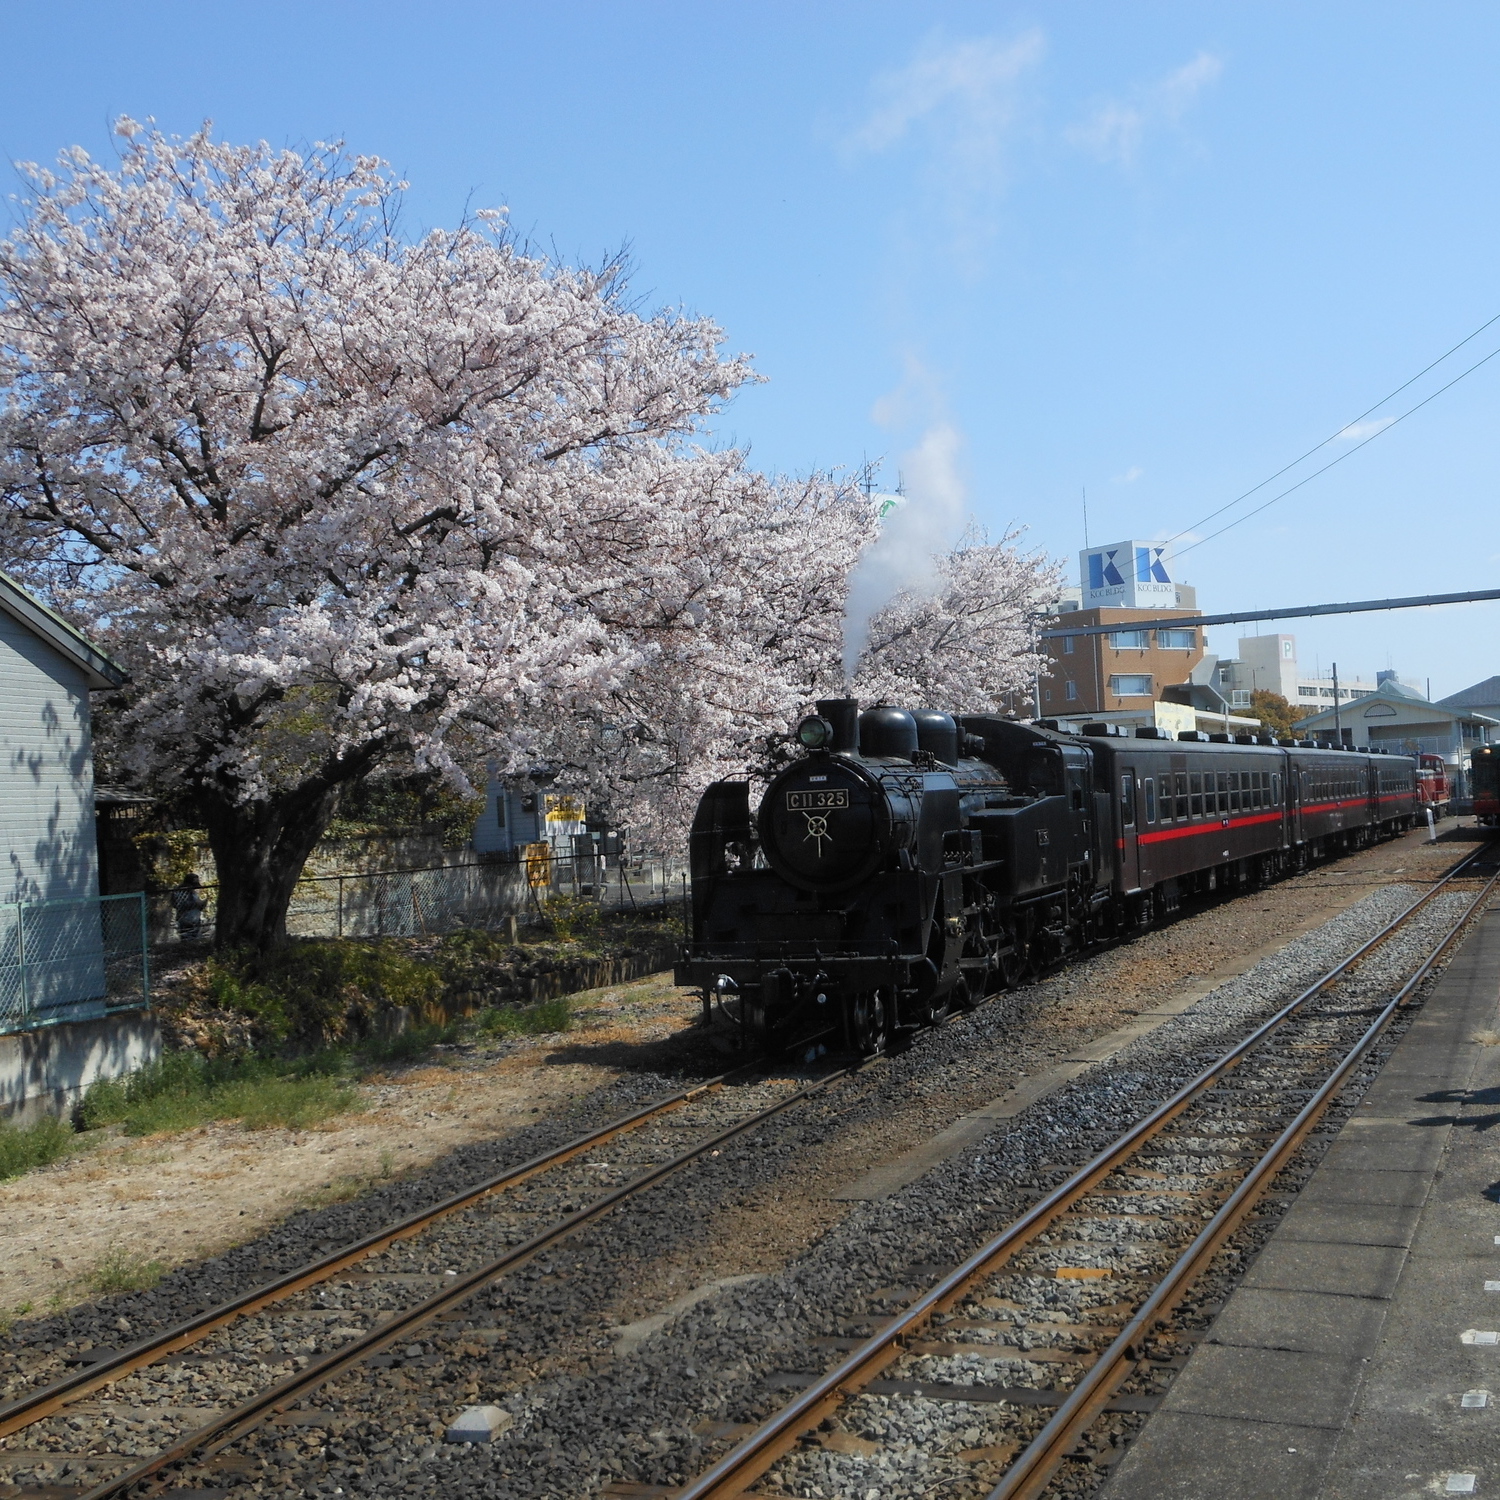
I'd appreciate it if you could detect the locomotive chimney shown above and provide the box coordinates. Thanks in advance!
[816,698,860,755]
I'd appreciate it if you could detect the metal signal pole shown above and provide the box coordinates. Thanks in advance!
[1333,662,1342,745]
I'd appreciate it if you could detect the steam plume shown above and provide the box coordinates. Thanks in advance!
[842,423,968,682]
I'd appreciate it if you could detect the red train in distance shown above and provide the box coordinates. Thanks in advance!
[1415,752,1452,819]
[1473,744,1500,827]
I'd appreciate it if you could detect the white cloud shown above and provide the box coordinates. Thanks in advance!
[1113,465,1145,484]
[1336,416,1396,441]
[1067,51,1223,167]
[846,31,1046,156]
[843,31,1045,268]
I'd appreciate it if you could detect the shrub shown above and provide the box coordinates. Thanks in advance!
[0,1115,78,1180]
[190,941,444,1046]
[541,895,602,942]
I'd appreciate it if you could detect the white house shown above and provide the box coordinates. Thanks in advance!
[0,572,127,906]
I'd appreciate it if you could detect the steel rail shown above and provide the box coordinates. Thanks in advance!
[986,857,1500,1500]
[71,1062,859,1500]
[675,837,1496,1499]
[0,1067,759,1438]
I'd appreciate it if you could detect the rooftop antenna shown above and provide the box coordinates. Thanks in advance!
[1082,486,1090,548]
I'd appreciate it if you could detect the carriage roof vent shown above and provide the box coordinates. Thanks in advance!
[1134,726,1170,738]
[1209,732,1232,743]
[1177,730,1211,742]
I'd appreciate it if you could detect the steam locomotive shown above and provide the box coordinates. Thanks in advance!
[677,699,1420,1055]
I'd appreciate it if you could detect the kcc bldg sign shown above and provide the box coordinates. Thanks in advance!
[1079,540,1176,611]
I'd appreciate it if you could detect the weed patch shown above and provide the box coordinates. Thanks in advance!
[81,1052,362,1137]
[474,997,572,1037]
[85,1246,165,1295]
[0,1116,79,1181]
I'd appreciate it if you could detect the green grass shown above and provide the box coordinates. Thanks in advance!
[80,1051,363,1137]
[0,1115,80,1181]
[473,997,572,1037]
[85,1246,165,1295]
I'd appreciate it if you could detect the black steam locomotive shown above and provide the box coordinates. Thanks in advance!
[677,699,1420,1055]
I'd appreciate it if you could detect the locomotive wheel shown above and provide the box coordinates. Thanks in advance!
[924,985,953,1025]
[846,989,889,1056]
[996,941,1028,990]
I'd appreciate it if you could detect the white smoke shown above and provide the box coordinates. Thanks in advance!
[842,422,969,681]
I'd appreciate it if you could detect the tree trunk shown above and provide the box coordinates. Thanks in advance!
[199,781,344,951]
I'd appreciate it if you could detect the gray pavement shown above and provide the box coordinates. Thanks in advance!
[1103,904,1500,1500]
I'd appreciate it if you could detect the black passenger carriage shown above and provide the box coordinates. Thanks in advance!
[678,700,1419,1056]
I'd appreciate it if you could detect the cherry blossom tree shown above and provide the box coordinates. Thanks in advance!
[520,453,876,845]
[850,523,1061,713]
[551,506,1059,845]
[0,122,755,948]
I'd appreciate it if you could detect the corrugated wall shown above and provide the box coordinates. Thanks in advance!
[0,610,99,904]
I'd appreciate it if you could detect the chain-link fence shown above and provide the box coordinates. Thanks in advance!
[0,893,150,1035]
[153,852,688,946]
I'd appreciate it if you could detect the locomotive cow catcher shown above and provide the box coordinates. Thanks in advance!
[678,698,1421,1056]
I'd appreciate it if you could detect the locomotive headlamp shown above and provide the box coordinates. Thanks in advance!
[797,715,834,750]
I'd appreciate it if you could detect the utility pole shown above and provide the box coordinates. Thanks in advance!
[1333,662,1342,745]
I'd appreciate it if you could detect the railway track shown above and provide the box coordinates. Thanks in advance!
[666,837,1500,1500]
[0,1064,859,1497]
[0,833,1483,1498]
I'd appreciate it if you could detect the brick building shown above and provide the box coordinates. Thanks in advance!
[1041,605,1206,714]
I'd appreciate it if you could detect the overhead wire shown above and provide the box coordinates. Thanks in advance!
[1164,307,1500,549]
[1175,340,1500,557]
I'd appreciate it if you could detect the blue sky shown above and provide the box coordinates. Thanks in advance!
[2,2,1497,699]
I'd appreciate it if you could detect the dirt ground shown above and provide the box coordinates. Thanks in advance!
[0,820,1477,1323]
[0,974,703,1318]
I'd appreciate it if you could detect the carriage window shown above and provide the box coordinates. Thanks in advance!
[1144,778,1157,823]
[1217,773,1229,813]
[1190,772,1203,816]
[1121,773,1136,825]
[1175,772,1189,820]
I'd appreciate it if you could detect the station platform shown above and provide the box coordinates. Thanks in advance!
[1104,903,1500,1500]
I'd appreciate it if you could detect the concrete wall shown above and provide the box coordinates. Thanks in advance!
[0,609,99,904]
[0,1010,160,1124]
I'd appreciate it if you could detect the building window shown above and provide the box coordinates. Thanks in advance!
[1298,685,1318,698]
[1109,674,1152,697]
[1156,628,1196,649]
[1064,681,1078,701]
[1107,630,1149,649]
[1231,690,1251,708]
[1063,635,1075,654]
